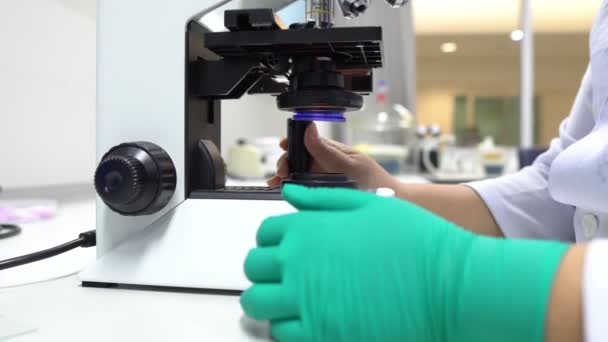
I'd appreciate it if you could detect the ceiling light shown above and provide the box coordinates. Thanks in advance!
[510,29,524,42]
[440,42,458,54]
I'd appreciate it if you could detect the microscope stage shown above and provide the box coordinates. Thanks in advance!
[204,26,383,70]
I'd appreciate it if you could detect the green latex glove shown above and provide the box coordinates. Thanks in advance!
[241,185,569,342]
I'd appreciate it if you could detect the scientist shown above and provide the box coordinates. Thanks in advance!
[239,3,608,342]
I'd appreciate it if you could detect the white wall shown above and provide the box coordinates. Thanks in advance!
[0,0,317,190]
[0,0,96,189]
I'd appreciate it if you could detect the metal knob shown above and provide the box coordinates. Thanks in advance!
[384,0,409,8]
[338,0,369,18]
[94,142,176,216]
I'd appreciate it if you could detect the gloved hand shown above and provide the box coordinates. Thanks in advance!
[267,123,396,190]
[241,185,569,342]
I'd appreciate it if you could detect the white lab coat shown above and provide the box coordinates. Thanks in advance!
[468,3,608,341]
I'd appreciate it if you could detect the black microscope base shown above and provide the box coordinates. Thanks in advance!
[283,173,357,189]
[190,186,282,201]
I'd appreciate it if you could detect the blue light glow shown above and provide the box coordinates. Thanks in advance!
[293,112,346,122]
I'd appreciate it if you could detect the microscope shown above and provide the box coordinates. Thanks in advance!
[80,0,407,291]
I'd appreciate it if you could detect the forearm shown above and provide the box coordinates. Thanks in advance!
[396,181,586,341]
[546,244,585,342]
[392,181,503,237]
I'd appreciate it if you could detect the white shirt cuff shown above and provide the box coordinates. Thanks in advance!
[466,179,515,237]
[584,239,608,342]
[465,169,575,241]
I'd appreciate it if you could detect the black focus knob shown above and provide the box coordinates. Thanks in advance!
[94,142,176,216]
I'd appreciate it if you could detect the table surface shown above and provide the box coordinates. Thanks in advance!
[0,176,430,341]
[0,184,275,342]
[1,275,271,342]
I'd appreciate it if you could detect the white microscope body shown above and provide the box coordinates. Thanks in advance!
[79,0,295,290]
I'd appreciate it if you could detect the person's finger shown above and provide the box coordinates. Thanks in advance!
[277,153,289,178]
[271,320,311,342]
[257,214,298,246]
[244,247,282,283]
[323,137,358,154]
[267,175,282,187]
[279,138,288,151]
[240,285,298,321]
[282,184,372,211]
[304,123,353,172]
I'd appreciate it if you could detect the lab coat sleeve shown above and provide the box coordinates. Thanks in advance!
[584,239,608,342]
[467,66,595,241]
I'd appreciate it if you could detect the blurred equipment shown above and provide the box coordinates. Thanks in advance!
[350,80,416,173]
[0,187,57,240]
[417,124,440,173]
[420,128,487,184]
[354,144,409,174]
[227,138,283,179]
[478,136,506,176]
[82,1,406,291]
[0,200,57,224]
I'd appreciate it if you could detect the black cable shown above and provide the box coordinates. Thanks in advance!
[0,224,22,240]
[0,230,96,271]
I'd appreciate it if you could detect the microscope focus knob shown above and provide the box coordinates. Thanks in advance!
[95,155,145,205]
[94,142,176,216]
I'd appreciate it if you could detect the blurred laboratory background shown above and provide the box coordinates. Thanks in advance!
[0,0,600,190]
[410,1,596,182]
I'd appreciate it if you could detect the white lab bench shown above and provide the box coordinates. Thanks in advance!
[1,276,268,342]
[0,176,430,341]
[0,184,270,342]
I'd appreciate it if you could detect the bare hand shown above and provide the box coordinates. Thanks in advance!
[267,123,397,189]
